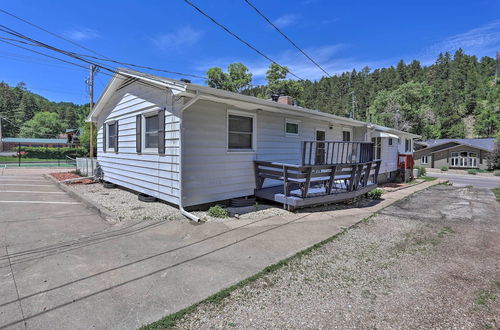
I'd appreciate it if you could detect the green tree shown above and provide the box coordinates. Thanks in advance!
[206,62,252,92]
[19,111,64,138]
[265,63,304,100]
[369,82,437,137]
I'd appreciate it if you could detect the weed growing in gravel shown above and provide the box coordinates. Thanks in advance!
[367,188,383,200]
[208,205,229,218]
[475,289,497,306]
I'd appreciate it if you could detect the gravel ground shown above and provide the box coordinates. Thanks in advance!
[174,185,500,329]
[70,182,385,224]
[71,183,186,222]
[70,182,290,223]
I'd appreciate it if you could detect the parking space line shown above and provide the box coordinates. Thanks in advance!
[0,201,81,204]
[0,190,65,194]
[0,184,53,187]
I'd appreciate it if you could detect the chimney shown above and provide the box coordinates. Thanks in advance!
[277,95,294,105]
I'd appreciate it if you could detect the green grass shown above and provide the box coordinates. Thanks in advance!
[492,187,500,202]
[419,176,437,182]
[0,156,64,162]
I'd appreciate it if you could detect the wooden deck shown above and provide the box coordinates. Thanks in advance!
[255,183,377,210]
[254,154,381,210]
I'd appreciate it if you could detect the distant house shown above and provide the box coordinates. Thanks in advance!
[414,138,496,170]
[88,69,419,218]
[0,137,69,151]
[65,128,82,146]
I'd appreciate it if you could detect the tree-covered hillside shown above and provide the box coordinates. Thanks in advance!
[242,50,499,139]
[0,82,88,138]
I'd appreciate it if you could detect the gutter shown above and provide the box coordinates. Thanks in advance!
[177,91,201,222]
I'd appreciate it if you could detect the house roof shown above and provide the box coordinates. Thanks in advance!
[88,68,421,139]
[415,138,496,152]
[1,137,68,144]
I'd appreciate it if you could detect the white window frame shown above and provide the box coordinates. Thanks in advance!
[421,155,429,164]
[284,118,301,137]
[227,109,257,153]
[142,110,160,154]
[106,121,117,152]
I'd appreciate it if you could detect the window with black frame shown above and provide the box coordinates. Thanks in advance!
[107,122,116,150]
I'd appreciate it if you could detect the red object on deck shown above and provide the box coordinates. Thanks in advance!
[398,153,415,181]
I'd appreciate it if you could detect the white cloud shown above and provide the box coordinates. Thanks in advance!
[193,43,391,84]
[425,20,500,59]
[151,26,203,51]
[64,28,100,41]
[273,14,298,29]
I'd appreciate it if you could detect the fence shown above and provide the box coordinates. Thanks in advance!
[76,158,97,176]
[0,143,78,168]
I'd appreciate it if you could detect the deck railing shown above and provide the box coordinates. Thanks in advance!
[302,141,374,166]
[254,159,381,199]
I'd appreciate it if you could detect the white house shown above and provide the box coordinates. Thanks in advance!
[88,69,419,220]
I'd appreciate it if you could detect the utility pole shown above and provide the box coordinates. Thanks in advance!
[496,51,499,85]
[0,117,3,152]
[88,65,97,158]
[350,91,356,120]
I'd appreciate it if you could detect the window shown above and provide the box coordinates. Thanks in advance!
[285,119,300,136]
[405,138,412,152]
[107,122,116,151]
[388,138,393,146]
[228,111,255,151]
[342,130,351,142]
[421,155,429,164]
[371,137,381,159]
[143,113,159,151]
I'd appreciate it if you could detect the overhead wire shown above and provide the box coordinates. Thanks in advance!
[243,0,332,78]
[181,0,305,80]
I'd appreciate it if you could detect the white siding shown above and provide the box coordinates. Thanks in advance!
[182,100,355,206]
[96,83,181,205]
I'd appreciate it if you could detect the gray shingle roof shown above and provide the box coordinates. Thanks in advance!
[416,138,496,152]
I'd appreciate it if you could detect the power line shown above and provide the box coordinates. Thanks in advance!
[0,7,116,62]
[243,0,332,78]
[181,0,305,80]
[0,9,207,80]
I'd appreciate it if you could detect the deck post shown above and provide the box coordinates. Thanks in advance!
[253,161,264,189]
[363,162,372,187]
[301,167,313,198]
[327,165,337,195]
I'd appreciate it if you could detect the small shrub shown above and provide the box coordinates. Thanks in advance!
[467,169,478,175]
[494,170,500,176]
[440,166,448,171]
[367,188,383,200]
[415,165,426,177]
[208,205,228,218]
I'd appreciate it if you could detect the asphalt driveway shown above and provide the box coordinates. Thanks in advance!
[428,171,500,189]
[0,169,444,329]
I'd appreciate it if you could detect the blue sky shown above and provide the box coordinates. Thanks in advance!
[1,0,499,104]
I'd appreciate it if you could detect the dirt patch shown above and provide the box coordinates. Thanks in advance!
[173,186,500,329]
[50,171,94,184]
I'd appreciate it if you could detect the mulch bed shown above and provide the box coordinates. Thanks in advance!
[50,172,95,184]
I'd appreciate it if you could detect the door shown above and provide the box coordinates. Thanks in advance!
[315,129,326,164]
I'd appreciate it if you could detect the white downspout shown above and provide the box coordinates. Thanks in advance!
[177,92,201,222]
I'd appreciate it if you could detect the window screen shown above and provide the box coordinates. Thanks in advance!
[228,114,253,149]
[108,122,116,149]
[145,114,159,149]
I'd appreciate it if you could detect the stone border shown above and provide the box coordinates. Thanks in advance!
[44,174,116,223]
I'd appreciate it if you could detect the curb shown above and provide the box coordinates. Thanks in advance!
[44,174,116,223]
